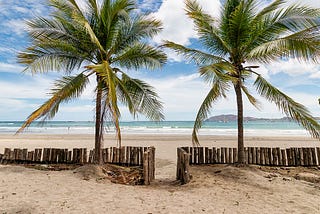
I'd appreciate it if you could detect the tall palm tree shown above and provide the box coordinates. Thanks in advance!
[17,0,167,164]
[164,0,320,164]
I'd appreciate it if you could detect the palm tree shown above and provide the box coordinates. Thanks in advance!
[164,0,320,164]
[17,0,167,164]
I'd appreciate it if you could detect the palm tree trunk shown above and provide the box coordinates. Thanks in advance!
[94,75,103,164]
[234,80,245,164]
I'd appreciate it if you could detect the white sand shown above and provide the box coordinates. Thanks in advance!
[0,134,320,213]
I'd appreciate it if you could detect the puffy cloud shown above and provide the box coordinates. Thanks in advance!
[265,59,320,79]
[151,0,221,46]
[0,62,25,73]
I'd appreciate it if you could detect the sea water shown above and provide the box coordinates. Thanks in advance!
[0,120,314,136]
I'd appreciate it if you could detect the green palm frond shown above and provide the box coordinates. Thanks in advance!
[121,73,164,121]
[17,73,89,133]
[185,0,230,56]
[163,41,225,65]
[248,31,320,63]
[90,61,122,142]
[101,0,134,50]
[241,85,261,110]
[254,75,320,139]
[18,41,90,74]
[192,78,230,146]
[252,0,285,22]
[221,0,254,55]
[246,2,320,62]
[199,62,237,84]
[111,15,162,54]
[112,43,167,70]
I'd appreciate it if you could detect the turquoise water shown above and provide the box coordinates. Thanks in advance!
[0,120,313,136]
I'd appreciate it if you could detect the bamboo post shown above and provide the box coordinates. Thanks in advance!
[248,147,253,164]
[217,148,222,163]
[308,148,312,166]
[294,148,301,166]
[311,148,316,166]
[195,147,199,164]
[256,148,260,165]
[120,146,126,165]
[291,148,296,166]
[139,147,144,165]
[281,149,287,166]
[27,151,33,162]
[299,148,304,166]
[213,148,217,164]
[67,151,72,163]
[286,148,291,166]
[189,147,193,164]
[224,148,228,164]
[263,148,268,165]
[276,148,281,166]
[272,148,277,166]
[208,148,213,164]
[317,148,320,166]
[205,147,209,164]
[22,149,28,163]
[251,147,256,165]
[260,148,265,165]
[102,148,107,163]
[4,148,11,163]
[143,150,150,185]
[233,148,237,164]
[89,150,94,163]
[34,149,41,162]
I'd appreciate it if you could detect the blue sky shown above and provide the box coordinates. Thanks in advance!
[0,0,319,121]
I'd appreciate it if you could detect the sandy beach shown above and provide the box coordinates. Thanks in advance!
[0,133,320,213]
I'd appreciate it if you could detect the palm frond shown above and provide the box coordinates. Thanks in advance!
[163,41,225,65]
[185,0,230,56]
[110,15,162,55]
[246,3,320,60]
[17,73,89,133]
[254,75,320,139]
[247,29,320,63]
[121,73,164,121]
[192,77,230,146]
[241,85,261,110]
[112,43,167,70]
[252,0,285,22]
[199,62,237,84]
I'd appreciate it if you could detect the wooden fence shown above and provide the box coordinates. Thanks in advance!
[0,146,156,185]
[143,147,156,185]
[177,146,320,184]
[180,147,320,166]
[176,148,190,184]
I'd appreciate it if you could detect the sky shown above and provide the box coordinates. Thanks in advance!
[0,0,319,122]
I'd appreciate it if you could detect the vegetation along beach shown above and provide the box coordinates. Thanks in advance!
[0,0,320,213]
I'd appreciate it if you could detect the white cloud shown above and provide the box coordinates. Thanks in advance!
[288,0,320,7]
[265,59,320,79]
[151,0,221,46]
[0,62,25,73]
[2,19,27,36]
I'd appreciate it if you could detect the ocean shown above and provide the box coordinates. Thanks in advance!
[0,120,314,136]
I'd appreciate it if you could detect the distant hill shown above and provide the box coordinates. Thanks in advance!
[205,114,298,122]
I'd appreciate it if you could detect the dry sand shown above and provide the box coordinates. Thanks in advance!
[0,134,320,213]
